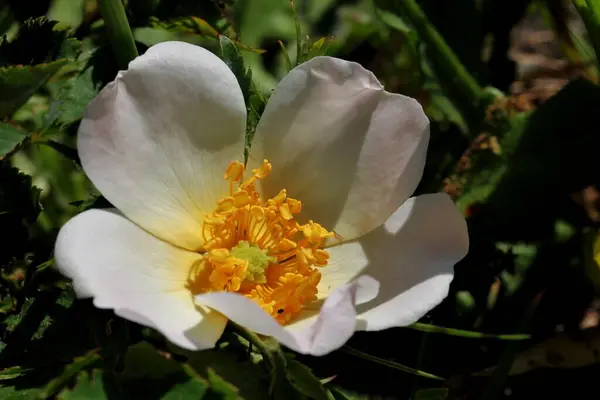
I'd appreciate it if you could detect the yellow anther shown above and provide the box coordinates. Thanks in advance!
[279,204,293,220]
[208,248,231,263]
[225,161,244,183]
[250,205,265,220]
[233,190,251,207]
[295,248,309,267]
[202,238,222,251]
[276,238,297,251]
[252,160,272,179]
[272,189,287,204]
[216,197,235,213]
[301,221,334,244]
[203,214,226,226]
[314,249,329,266]
[287,198,302,214]
[299,247,315,264]
[209,261,246,292]
[266,209,277,219]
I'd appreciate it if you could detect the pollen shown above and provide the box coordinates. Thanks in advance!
[187,159,334,324]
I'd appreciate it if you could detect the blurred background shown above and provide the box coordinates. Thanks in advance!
[1,0,600,399]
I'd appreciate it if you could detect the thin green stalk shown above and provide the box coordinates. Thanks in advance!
[408,322,530,340]
[290,0,302,65]
[277,40,293,72]
[98,0,138,69]
[480,291,543,400]
[395,0,483,112]
[408,331,429,399]
[341,346,444,381]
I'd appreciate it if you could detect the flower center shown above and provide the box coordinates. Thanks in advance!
[230,241,275,284]
[187,159,336,324]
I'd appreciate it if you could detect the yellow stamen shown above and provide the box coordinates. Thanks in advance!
[188,160,334,324]
[224,161,244,182]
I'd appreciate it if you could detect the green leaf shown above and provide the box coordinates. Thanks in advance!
[0,164,41,266]
[0,366,33,381]
[38,140,79,164]
[48,65,99,127]
[218,34,266,161]
[186,346,267,398]
[376,8,412,34]
[219,34,251,103]
[426,87,468,133]
[0,17,68,66]
[0,60,68,118]
[0,17,80,118]
[160,373,209,400]
[2,298,34,336]
[0,122,29,159]
[235,0,296,91]
[468,79,600,234]
[0,6,14,37]
[305,37,332,61]
[0,385,41,399]
[413,388,449,400]
[122,341,268,399]
[57,370,108,400]
[205,367,240,399]
[392,0,484,135]
[328,386,369,400]
[48,0,85,30]
[573,0,600,67]
[285,359,331,400]
[122,341,182,380]
[38,349,103,398]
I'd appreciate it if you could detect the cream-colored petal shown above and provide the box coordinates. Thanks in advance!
[195,275,379,356]
[78,41,247,251]
[318,193,468,329]
[55,209,228,350]
[252,56,429,242]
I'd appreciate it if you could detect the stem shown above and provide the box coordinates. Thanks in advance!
[480,290,544,400]
[97,0,138,69]
[408,332,429,399]
[395,0,483,110]
[228,322,287,394]
[341,346,445,381]
[408,322,530,340]
[290,0,302,65]
[38,349,102,398]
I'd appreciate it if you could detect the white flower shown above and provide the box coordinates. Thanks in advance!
[55,41,468,356]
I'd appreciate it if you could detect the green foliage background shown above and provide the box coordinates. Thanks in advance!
[1,0,600,399]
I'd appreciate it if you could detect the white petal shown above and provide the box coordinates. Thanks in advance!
[78,42,247,251]
[55,208,228,350]
[319,193,468,330]
[195,275,379,356]
[252,56,429,242]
